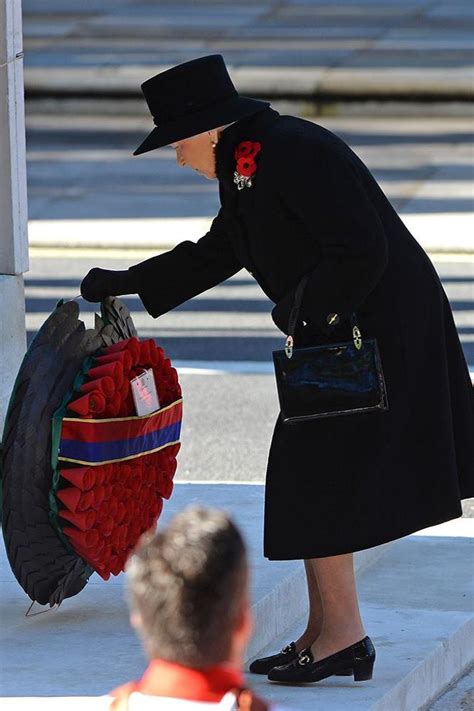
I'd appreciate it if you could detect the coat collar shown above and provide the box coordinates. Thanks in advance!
[215,105,280,191]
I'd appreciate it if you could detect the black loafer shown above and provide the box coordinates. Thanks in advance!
[267,635,376,684]
[248,641,352,676]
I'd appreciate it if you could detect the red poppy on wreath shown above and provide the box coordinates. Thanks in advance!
[234,140,261,190]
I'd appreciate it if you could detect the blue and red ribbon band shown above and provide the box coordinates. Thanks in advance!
[58,398,182,466]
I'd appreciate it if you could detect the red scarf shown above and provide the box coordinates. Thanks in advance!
[111,657,245,703]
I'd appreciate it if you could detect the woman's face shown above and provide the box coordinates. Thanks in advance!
[170,128,219,180]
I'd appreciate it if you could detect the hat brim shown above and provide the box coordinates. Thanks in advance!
[132,95,271,156]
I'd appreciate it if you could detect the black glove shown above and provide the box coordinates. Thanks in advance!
[80,267,138,303]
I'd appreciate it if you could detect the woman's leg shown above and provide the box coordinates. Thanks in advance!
[307,552,366,662]
[294,559,324,651]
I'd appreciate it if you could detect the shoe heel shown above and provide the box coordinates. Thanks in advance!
[353,657,374,681]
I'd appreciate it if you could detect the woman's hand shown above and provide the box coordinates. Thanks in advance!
[80,267,138,303]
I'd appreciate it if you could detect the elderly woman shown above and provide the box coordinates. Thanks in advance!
[81,54,474,685]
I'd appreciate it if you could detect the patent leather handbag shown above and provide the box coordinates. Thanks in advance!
[272,274,389,423]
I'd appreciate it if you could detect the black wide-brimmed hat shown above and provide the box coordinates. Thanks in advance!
[133,54,270,156]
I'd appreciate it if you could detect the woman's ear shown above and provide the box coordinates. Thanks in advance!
[208,128,219,145]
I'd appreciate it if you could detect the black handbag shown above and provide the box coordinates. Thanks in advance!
[272,274,389,423]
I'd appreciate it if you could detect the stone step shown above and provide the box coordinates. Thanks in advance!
[247,517,474,710]
[24,65,474,101]
[1,483,472,709]
[26,213,474,255]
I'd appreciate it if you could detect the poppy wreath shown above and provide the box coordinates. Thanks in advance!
[233,140,261,190]
[50,336,182,581]
[1,297,182,606]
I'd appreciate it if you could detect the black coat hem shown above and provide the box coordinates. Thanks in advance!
[263,502,464,560]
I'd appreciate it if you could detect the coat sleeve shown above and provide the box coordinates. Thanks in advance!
[128,205,243,318]
[270,137,389,337]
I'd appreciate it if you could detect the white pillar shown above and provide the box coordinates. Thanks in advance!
[0,0,28,436]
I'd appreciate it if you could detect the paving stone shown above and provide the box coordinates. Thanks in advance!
[0,505,472,709]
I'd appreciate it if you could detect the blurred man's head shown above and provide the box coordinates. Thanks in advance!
[126,505,252,668]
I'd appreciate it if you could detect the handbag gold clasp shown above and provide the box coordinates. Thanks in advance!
[353,325,362,350]
[285,335,294,359]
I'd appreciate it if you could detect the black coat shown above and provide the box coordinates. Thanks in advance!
[130,106,474,559]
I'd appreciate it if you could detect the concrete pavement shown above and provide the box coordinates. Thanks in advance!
[1,487,472,709]
[21,0,474,100]
[429,664,474,710]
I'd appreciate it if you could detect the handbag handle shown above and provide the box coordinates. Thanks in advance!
[285,274,361,358]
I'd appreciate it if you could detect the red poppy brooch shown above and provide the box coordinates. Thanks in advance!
[234,140,261,190]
